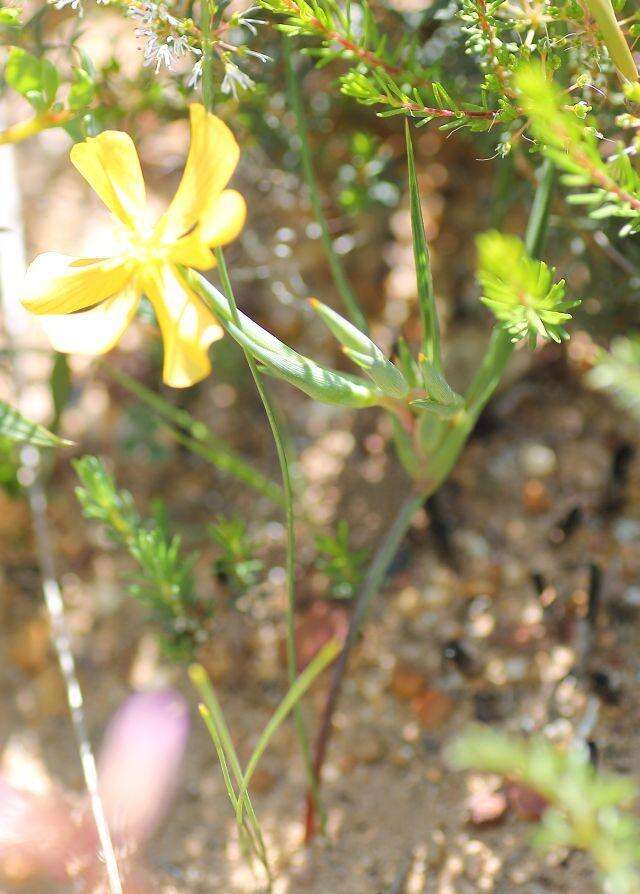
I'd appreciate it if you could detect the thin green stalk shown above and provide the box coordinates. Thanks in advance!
[190,664,271,876]
[197,23,323,825]
[236,639,340,824]
[200,0,216,110]
[213,247,325,829]
[405,120,441,368]
[283,39,369,334]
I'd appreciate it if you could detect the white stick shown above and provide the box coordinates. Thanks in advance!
[0,108,123,894]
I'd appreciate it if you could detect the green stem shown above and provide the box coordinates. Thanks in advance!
[283,39,369,334]
[198,22,324,828]
[213,248,325,830]
[583,0,638,83]
[200,0,216,110]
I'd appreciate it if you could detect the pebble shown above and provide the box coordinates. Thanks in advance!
[505,782,547,821]
[390,663,426,701]
[410,689,455,729]
[521,479,551,513]
[9,618,50,675]
[520,443,557,478]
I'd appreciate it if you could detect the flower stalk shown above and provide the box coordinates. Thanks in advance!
[0,110,75,146]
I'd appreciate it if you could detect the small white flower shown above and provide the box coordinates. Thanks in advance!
[221,62,254,98]
[50,0,84,13]
[187,57,203,88]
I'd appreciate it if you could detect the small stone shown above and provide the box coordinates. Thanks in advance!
[350,727,386,765]
[9,618,50,675]
[521,479,551,513]
[473,691,503,723]
[290,601,349,671]
[410,689,455,729]
[505,782,548,821]
[520,443,557,477]
[390,663,426,701]
[468,789,507,825]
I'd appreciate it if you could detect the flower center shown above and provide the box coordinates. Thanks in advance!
[118,220,171,268]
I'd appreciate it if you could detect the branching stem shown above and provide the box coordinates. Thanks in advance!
[303,160,555,840]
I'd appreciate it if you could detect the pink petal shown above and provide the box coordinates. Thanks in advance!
[98,690,190,846]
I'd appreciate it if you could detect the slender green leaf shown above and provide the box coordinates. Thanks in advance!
[236,639,341,822]
[0,401,71,448]
[405,120,441,368]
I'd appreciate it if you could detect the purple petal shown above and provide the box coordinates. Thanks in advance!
[98,689,190,846]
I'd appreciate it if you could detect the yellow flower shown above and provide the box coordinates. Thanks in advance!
[22,104,246,388]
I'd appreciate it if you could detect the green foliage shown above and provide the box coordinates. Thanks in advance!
[5,47,59,111]
[587,336,640,419]
[0,400,71,448]
[0,6,21,26]
[0,438,21,497]
[336,132,398,215]
[68,67,96,110]
[209,515,264,598]
[476,231,579,347]
[449,727,640,894]
[74,456,209,660]
[261,0,506,128]
[517,65,640,236]
[315,519,367,599]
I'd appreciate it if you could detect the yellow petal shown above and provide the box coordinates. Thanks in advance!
[37,286,140,355]
[168,231,216,269]
[22,252,134,315]
[70,131,146,229]
[143,264,223,388]
[198,189,247,248]
[155,104,240,243]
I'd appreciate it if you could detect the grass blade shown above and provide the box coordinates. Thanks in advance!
[405,120,441,369]
[236,639,341,823]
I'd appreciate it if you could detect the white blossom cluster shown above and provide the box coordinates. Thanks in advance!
[47,0,269,95]
[128,2,199,73]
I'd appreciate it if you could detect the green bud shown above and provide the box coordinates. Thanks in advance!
[410,398,463,419]
[309,298,377,356]
[225,320,381,408]
[309,297,408,398]
[343,347,409,399]
[395,336,420,389]
[418,355,462,406]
